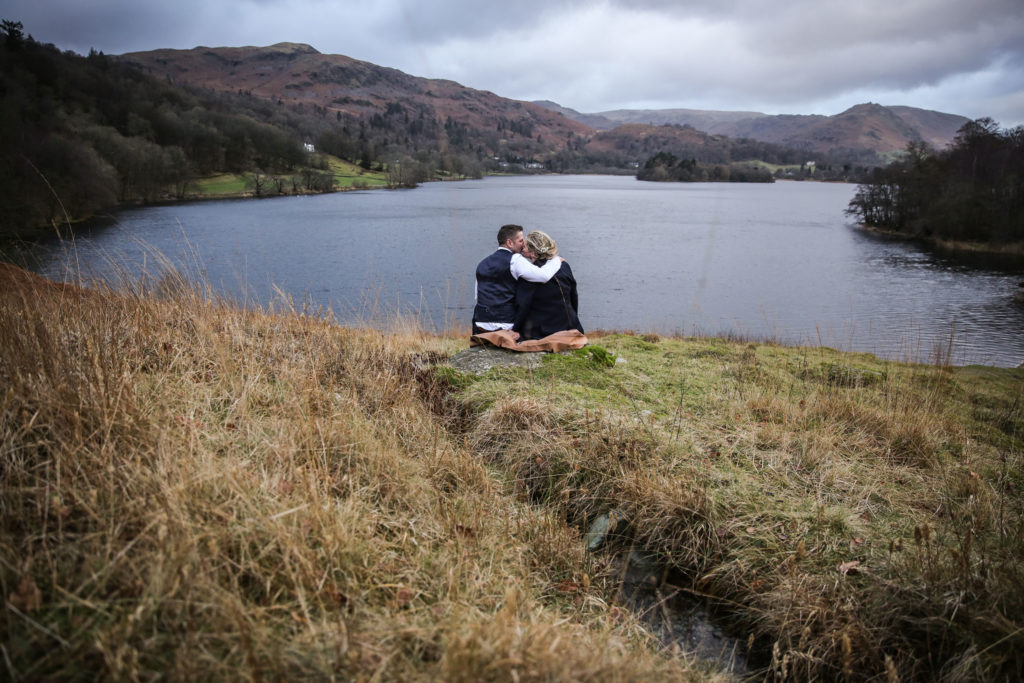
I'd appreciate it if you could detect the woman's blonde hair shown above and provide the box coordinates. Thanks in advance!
[525,230,558,261]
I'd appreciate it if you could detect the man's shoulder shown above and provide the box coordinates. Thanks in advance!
[484,248,514,262]
[477,248,514,272]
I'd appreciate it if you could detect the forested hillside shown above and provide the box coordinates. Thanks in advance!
[0,23,350,235]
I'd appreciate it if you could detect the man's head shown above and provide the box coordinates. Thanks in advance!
[497,224,525,253]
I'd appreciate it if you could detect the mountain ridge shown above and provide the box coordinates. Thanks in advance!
[119,43,592,159]
[119,42,971,166]
[534,100,970,160]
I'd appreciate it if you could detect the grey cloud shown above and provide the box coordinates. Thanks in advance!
[7,1,192,54]
[2,0,1020,124]
[377,0,581,44]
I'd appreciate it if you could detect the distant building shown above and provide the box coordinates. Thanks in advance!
[304,142,315,153]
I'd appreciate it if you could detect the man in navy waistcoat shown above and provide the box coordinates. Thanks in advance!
[473,224,562,334]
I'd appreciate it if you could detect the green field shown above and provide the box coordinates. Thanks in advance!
[189,156,388,198]
[192,173,250,196]
[327,156,389,188]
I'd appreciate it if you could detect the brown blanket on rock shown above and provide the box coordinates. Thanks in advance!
[469,328,588,352]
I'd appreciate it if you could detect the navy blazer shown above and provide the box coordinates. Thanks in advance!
[514,260,584,340]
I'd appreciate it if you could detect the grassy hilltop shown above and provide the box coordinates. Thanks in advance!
[1,262,1022,681]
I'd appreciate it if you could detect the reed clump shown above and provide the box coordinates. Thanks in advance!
[0,264,704,681]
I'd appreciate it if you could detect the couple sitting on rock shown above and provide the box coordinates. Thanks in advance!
[471,224,587,352]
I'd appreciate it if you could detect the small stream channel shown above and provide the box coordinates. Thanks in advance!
[612,549,750,676]
[586,511,753,676]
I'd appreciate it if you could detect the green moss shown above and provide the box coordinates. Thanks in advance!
[428,365,479,392]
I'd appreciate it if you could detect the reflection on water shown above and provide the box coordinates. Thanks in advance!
[10,176,1024,367]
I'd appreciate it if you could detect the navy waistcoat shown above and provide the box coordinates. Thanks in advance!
[473,249,516,324]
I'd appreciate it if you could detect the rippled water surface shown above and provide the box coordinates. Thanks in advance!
[21,175,1024,366]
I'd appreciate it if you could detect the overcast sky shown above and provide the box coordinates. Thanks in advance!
[7,0,1023,126]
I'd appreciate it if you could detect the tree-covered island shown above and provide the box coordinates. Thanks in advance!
[637,151,775,183]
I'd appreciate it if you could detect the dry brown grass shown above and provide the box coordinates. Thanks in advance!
[4,260,1022,681]
[1,264,710,681]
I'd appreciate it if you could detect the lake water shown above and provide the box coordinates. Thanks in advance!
[17,175,1024,367]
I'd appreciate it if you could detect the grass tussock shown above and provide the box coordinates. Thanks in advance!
[0,263,704,681]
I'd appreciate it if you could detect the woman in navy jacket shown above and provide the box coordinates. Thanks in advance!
[514,231,584,340]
